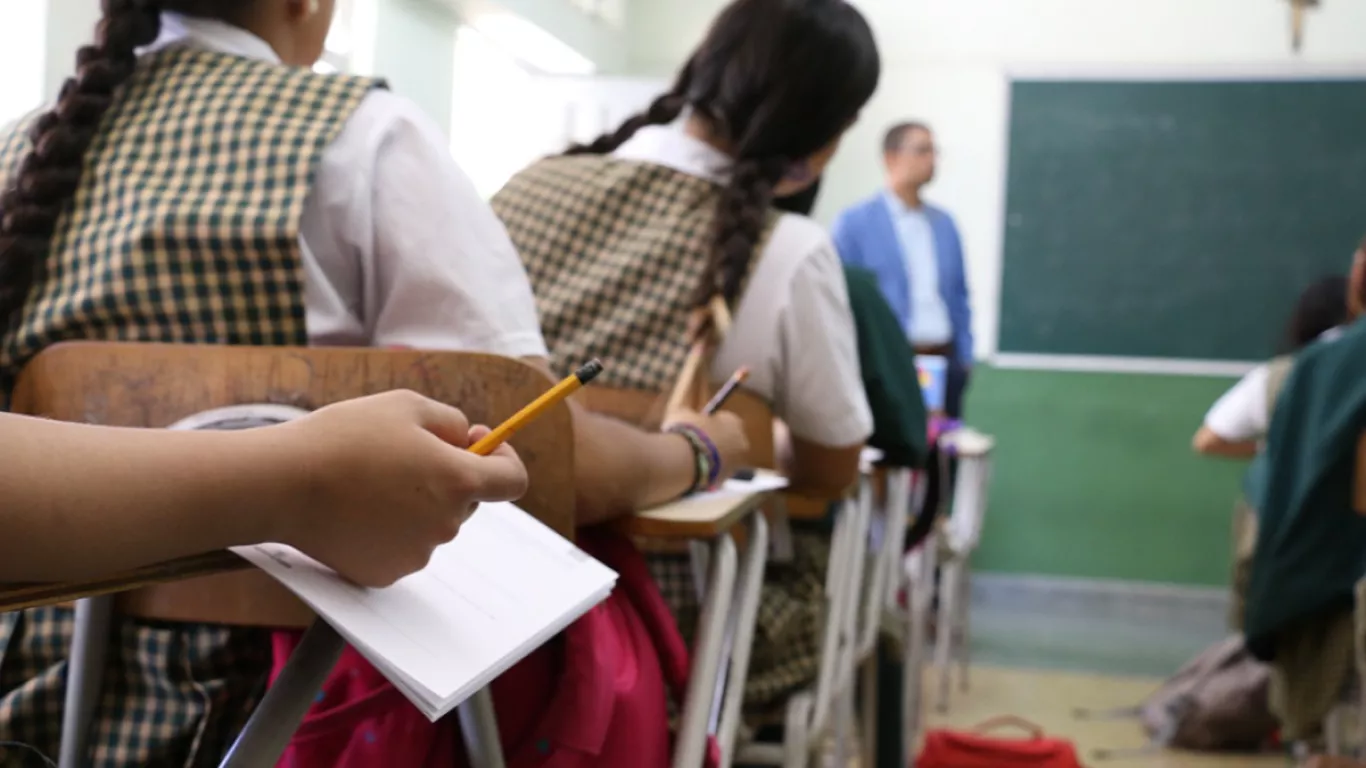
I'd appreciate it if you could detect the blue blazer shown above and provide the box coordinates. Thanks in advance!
[831,194,974,365]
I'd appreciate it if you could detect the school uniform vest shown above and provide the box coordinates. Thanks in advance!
[0,45,382,395]
[495,155,821,719]
[491,154,777,392]
[0,47,380,767]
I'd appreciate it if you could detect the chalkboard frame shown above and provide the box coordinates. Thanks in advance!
[994,65,1366,375]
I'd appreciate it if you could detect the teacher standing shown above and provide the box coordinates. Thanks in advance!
[832,121,974,416]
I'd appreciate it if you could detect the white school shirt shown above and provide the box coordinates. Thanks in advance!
[881,190,952,346]
[1203,326,1344,442]
[145,14,548,358]
[613,125,874,449]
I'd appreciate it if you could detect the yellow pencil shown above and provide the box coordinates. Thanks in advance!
[468,359,604,456]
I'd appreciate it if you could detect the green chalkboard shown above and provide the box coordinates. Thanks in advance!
[999,79,1366,361]
[969,366,1244,586]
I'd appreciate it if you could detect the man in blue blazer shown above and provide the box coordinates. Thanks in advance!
[831,121,974,416]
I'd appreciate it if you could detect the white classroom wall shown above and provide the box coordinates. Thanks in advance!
[22,0,624,139]
[627,0,1366,358]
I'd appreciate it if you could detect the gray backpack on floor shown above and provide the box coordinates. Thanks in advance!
[1077,635,1277,759]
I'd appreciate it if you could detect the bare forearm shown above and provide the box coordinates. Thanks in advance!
[1192,426,1258,459]
[0,415,293,582]
[570,404,694,526]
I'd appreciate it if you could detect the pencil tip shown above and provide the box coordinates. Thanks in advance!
[576,358,605,384]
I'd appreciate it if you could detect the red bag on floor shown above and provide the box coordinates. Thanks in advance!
[916,716,1084,768]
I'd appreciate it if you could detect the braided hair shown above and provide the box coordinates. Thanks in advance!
[0,0,261,340]
[567,0,879,313]
[0,0,162,336]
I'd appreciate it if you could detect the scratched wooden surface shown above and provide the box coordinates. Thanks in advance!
[1,342,575,625]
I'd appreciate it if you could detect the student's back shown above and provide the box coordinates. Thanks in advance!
[493,0,880,494]
[496,141,869,455]
[494,0,882,718]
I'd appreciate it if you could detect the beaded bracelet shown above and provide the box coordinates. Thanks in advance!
[669,426,710,494]
[668,424,722,493]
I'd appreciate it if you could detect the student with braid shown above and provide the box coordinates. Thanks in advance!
[0,0,745,764]
[493,0,880,722]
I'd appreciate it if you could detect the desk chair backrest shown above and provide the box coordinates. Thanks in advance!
[7,342,576,627]
[939,428,995,554]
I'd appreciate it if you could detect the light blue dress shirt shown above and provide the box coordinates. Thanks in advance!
[882,191,952,346]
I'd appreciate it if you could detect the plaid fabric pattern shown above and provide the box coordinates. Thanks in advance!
[0,48,378,766]
[491,154,776,390]
[0,608,272,768]
[649,531,830,721]
[0,46,383,389]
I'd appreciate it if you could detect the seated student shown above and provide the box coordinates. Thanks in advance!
[0,392,526,587]
[773,177,929,472]
[492,0,880,721]
[774,178,928,768]
[1244,241,1366,751]
[1193,274,1348,459]
[1191,275,1348,630]
[0,1,745,764]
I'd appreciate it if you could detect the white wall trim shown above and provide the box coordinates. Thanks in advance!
[973,572,1229,616]
[1005,62,1366,81]
[990,353,1256,377]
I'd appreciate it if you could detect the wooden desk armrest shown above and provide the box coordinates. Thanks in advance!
[619,491,771,540]
[782,492,841,521]
[0,550,250,613]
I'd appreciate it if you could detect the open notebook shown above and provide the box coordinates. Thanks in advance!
[233,502,617,721]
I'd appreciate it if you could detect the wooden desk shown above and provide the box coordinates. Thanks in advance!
[621,480,778,541]
[0,552,244,614]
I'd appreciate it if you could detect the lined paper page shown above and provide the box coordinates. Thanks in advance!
[234,502,616,720]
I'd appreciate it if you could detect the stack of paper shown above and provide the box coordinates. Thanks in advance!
[233,502,617,720]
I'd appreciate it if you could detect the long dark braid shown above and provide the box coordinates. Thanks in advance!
[564,0,880,316]
[701,156,786,307]
[0,0,161,336]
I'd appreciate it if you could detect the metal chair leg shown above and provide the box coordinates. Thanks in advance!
[675,535,737,768]
[220,620,345,768]
[457,688,508,768]
[59,596,114,768]
[935,561,960,713]
[859,655,878,767]
[958,564,972,693]
[716,515,769,768]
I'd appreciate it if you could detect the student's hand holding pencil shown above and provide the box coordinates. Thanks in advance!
[274,390,530,588]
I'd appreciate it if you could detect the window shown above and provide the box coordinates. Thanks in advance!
[0,2,46,126]
[449,25,542,198]
[449,15,597,198]
[315,0,355,74]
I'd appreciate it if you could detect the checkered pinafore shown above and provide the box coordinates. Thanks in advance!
[493,155,828,719]
[0,46,380,767]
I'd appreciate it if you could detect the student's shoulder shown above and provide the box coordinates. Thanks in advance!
[765,213,842,275]
[343,89,443,141]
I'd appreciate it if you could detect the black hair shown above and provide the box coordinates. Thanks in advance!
[1280,274,1349,354]
[566,0,879,312]
[883,121,930,155]
[773,176,823,217]
[0,1,254,338]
